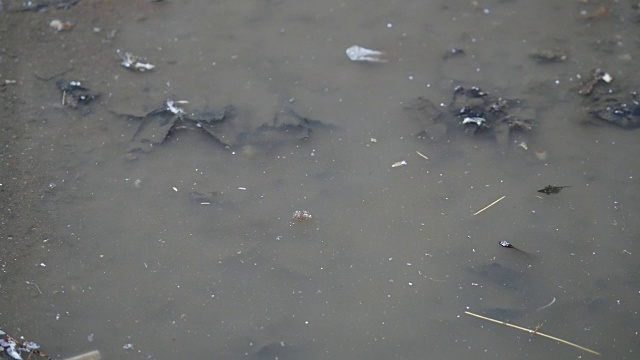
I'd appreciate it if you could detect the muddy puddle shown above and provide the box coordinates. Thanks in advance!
[1,0,639,359]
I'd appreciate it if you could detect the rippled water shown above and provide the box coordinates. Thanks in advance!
[2,0,639,359]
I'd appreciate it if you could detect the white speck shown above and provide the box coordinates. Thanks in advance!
[172,186,178,192]
[387,23,393,28]
[39,263,46,267]
[56,313,60,320]
[238,187,247,191]
[123,343,134,350]
[370,138,377,143]
[87,333,94,342]
[408,75,414,80]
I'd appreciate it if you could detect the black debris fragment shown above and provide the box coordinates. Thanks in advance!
[405,86,536,149]
[576,69,640,128]
[124,100,236,158]
[57,79,96,108]
[538,185,570,195]
[116,98,336,159]
[587,92,640,129]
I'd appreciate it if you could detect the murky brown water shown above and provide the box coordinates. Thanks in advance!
[1,0,639,359]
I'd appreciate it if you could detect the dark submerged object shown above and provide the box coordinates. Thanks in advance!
[404,86,535,150]
[119,99,336,159]
[57,79,96,108]
[126,101,236,156]
[538,185,570,195]
[587,92,640,129]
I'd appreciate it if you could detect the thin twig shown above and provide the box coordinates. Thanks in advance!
[415,150,429,160]
[472,195,506,216]
[464,311,601,356]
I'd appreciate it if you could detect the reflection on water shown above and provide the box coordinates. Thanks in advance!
[2,0,640,359]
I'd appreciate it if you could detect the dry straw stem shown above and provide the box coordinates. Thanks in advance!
[472,195,506,216]
[464,311,601,356]
[415,150,429,160]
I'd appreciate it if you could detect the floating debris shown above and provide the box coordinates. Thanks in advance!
[114,99,336,159]
[116,49,155,72]
[391,160,407,168]
[498,240,530,255]
[292,210,312,222]
[406,86,535,150]
[462,116,488,128]
[122,100,236,158]
[578,68,612,96]
[587,91,640,129]
[345,45,387,63]
[49,19,73,32]
[0,329,49,359]
[538,185,570,195]
[57,79,96,108]
[415,150,429,160]
[465,311,601,356]
[472,195,506,216]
